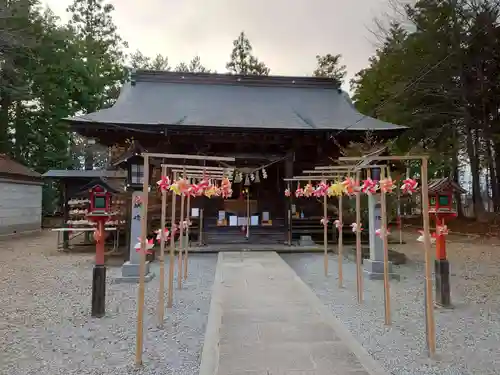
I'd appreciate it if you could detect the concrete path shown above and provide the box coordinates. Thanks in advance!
[200,252,388,375]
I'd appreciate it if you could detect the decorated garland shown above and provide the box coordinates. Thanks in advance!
[379,177,396,193]
[158,174,233,199]
[401,178,418,195]
[360,178,378,195]
[327,182,344,197]
[134,237,155,254]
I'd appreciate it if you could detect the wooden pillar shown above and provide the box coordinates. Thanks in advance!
[285,151,294,245]
[62,182,69,250]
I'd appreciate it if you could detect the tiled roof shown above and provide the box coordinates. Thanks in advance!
[428,177,467,194]
[65,71,406,132]
[0,154,41,179]
[42,170,126,179]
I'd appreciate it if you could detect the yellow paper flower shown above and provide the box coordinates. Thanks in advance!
[204,186,215,198]
[327,182,344,197]
[303,183,314,197]
[169,183,181,195]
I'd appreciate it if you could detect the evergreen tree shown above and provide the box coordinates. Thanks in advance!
[226,31,270,75]
[313,53,346,85]
[67,0,127,169]
[130,50,170,70]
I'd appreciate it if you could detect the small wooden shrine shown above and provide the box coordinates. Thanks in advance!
[427,177,466,217]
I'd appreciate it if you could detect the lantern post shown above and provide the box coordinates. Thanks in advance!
[86,184,114,317]
[116,151,155,283]
[427,177,465,308]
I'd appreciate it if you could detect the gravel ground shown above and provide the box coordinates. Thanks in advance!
[0,231,217,375]
[283,234,500,375]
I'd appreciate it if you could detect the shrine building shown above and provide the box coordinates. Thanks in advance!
[64,70,404,246]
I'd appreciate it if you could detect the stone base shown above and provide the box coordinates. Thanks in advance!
[113,261,155,283]
[299,235,315,246]
[364,259,400,281]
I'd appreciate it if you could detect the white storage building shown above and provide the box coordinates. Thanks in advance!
[0,154,43,236]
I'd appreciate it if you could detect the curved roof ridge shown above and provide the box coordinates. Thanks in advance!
[131,70,342,89]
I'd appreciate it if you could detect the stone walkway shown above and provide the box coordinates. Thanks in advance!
[200,252,387,375]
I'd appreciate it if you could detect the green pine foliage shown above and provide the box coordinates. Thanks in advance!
[351,0,500,217]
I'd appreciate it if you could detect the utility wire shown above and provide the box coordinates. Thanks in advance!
[331,20,491,146]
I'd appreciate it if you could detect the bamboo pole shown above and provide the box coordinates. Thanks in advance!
[246,188,250,238]
[397,181,403,244]
[178,178,186,290]
[184,183,191,280]
[355,170,363,303]
[162,164,232,171]
[323,193,328,276]
[147,152,235,161]
[287,182,292,246]
[421,158,436,356]
[339,155,429,162]
[135,155,149,366]
[157,165,167,328]
[167,171,177,308]
[380,167,391,325]
[338,194,344,288]
[199,208,204,246]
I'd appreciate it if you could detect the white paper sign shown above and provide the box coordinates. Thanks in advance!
[237,217,248,226]
[191,208,200,217]
[229,216,238,226]
[251,216,259,226]
[218,211,226,220]
[262,211,270,221]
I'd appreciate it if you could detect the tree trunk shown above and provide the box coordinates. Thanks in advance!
[0,95,12,155]
[466,127,486,219]
[486,141,498,212]
[495,141,500,210]
[13,101,26,163]
[452,151,465,218]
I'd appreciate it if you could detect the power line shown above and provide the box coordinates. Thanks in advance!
[331,19,491,143]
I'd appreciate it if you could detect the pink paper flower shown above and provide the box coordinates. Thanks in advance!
[177,178,191,194]
[436,224,449,236]
[314,182,329,197]
[334,219,342,230]
[417,230,437,244]
[221,177,233,199]
[375,227,391,238]
[320,216,329,226]
[361,178,379,195]
[295,185,304,198]
[134,237,155,254]
[155,228,170,243]
[284,188,291,197]
[197,178,210,191]
[156,176,170,192]
[401,178,418,195]
[351,222,363,232]
[342,178,359,196]
[379,178,396,193]
[303,183,314,197]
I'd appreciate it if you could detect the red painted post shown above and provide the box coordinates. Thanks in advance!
[435,218,446,261]
[95,220,106,266]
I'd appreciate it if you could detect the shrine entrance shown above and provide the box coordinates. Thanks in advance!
[201,163,287,245]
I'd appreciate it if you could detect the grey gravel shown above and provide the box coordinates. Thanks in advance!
[283,244,500,375]
[0,232,217,375]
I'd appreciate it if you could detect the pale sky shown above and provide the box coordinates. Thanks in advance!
[42,0,391,92]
